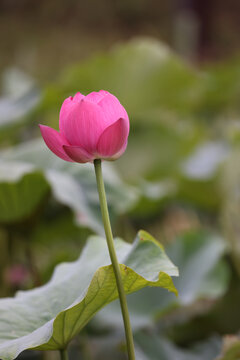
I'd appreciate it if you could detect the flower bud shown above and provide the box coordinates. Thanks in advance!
[39,90,130,163]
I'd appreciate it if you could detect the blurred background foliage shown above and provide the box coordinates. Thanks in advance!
[1,0,240,359]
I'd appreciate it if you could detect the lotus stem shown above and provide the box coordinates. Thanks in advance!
[94,159,135,360]
[60,348,69,360]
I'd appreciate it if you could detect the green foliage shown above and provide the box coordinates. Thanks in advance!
[0,165,49,225]
[0,37,239,359]
[95,231,229,330]
[35,38,229,214]
[135,332,221,360]
[0,231,178,360]
[0,139,138,233]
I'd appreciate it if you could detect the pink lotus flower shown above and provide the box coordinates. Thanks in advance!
[39,90,130,163]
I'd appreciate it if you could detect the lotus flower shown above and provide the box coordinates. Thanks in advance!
[39,90,130,163]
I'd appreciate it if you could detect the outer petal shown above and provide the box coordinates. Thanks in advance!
[63,145,94,163]
[98,93,129,128]
[85,90,109,104]
[96,117,129,158]
[110,140,128,160]
[59,93,85,135]
[63,100,108,152]
[39,125,73,162]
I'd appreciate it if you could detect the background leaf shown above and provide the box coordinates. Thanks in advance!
[0,162,49,225]
[0,139,139,233]
[95,231,229,330]
[135,331,221,360]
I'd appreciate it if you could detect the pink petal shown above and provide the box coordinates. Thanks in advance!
[85,90,108,104]
[63,145,93,163]
[98,93,129,128]
[59,93,85,135]
[39,125,73,162]
[97,117,129,159]
[111,140,128,160]
[73,92,85,102]
[63,100,108,152]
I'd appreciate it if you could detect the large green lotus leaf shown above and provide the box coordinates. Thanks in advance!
[0,139,139,233]
[135,332,221,360]
[0,230,178,360]
[96,231,228,330]
[0,161,49,224]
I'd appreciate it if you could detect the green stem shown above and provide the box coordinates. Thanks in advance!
[60,348,69,360]
[94,159,135,360]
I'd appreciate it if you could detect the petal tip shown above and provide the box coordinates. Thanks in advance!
[39,125,73,162]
